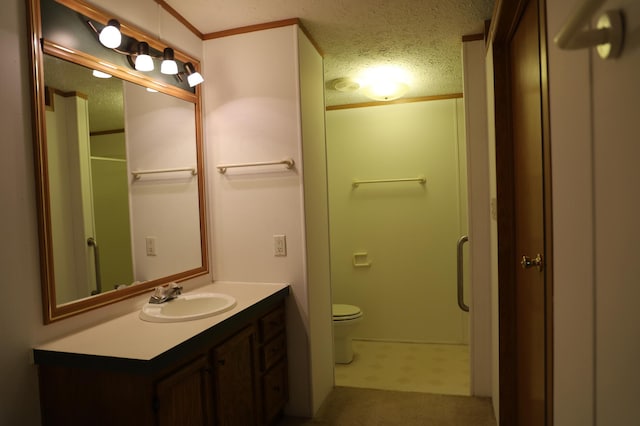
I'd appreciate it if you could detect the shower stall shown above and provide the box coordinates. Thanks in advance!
[326,97,472,395]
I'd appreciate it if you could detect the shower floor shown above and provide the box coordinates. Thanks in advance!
[334,340,470,396]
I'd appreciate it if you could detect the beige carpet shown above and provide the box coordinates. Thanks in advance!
[277,387,496,426]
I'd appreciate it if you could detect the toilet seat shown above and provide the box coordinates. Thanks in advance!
[332,304,362,321]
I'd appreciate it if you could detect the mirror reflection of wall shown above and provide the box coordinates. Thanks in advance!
[124,81,202,283]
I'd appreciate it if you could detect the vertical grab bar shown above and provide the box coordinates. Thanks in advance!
[87,237,102,296]
[456,235,470,312]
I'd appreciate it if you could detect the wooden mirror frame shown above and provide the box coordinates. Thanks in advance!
[27,0,208,323]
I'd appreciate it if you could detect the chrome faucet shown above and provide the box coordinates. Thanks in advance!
[148,283,183,304]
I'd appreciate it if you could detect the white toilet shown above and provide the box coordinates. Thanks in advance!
[332,304,363,364]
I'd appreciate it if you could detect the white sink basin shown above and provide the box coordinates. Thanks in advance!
[139,292,237,323]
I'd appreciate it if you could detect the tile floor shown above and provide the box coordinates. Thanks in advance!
[334,340,470,396]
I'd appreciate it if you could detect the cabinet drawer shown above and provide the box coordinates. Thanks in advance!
[261,333,286,372]
[259,304,285,343]
[262,360,288,423]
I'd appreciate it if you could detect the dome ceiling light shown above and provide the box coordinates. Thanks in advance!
[361,79,409,101]
[359,66,411,102]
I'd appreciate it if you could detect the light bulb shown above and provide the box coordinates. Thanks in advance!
[99,19,121,49]
[135,42,154,72]
[160,48,178,75]
[184,62,204,87]
[187,72,204,87]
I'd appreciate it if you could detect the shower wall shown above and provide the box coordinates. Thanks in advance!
[327,98,468,344]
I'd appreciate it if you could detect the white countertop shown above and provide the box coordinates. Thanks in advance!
[35,281,289,361]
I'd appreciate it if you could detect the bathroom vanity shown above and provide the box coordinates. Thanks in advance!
[34,282,289,426]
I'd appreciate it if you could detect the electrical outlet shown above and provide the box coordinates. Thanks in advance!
[273,234,287,257]
[145,236,157,256]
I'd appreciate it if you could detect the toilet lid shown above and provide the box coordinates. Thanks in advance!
[333,304,362,321]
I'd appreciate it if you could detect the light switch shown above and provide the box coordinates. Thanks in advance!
[145,236,157,256]
[273,234,287,257]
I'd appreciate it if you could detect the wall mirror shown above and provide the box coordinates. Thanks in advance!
[28,0,208,323]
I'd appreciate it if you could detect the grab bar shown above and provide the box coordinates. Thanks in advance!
[352,176,426,187]
[456,235,469,312]
[87,237,102,296]
[131,167,197,180]
[554,0,624,59]
[216,158,295,174]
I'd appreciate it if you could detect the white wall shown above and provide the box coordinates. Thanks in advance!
[296,28,335,414]
[326,99,468,344]
[462,39,492,397]
[547,1,640,425]
[0,1,208,424]
[204,25,331,417]
[546,1,594,424]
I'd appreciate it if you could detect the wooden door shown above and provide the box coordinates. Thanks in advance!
[491,0,553,424]
[510,1,547,424]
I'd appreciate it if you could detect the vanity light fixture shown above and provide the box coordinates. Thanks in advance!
[98,19,121,48]
[134,42,154,72]
[86,19,204,86]
[184,62,204,87]
[160,48,178,75]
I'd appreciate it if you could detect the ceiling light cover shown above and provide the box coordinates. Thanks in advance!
[92,69,112,79]
[362,80,409,101]
[99,19,121,49]
[135,42,154,72]
[359,66,411,101]
[160,48,178,75]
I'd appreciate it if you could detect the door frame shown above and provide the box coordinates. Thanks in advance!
[488,0,554,424]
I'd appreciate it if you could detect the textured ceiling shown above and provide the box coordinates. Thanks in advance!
[166,0,495,106]
[44,54,125,133]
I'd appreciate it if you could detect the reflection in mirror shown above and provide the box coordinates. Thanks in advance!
[29,0,208,323]
[43,54,205,309]
[44,54,132,303]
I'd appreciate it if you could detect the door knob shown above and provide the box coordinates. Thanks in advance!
[521,253,543,271]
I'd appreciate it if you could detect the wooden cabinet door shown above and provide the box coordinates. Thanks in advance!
[213,325,258,426]
[262,360,288,424]
[155,355,213,426]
